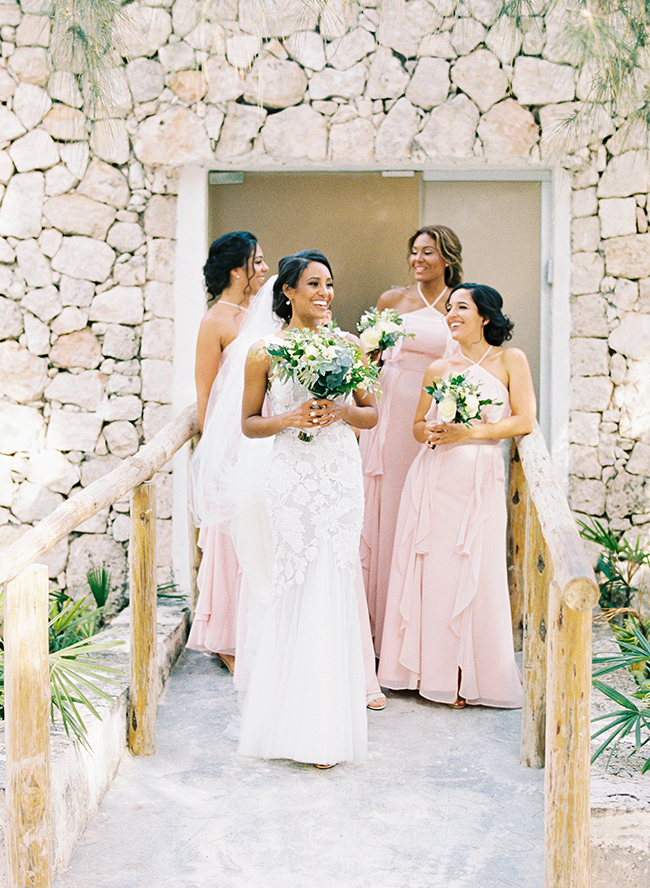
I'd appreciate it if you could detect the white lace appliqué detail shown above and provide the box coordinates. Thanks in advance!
[266,374,363,591]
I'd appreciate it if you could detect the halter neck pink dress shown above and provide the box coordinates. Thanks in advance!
[359,293,451,654]
[187,341,241,658]
[378,356,523,708]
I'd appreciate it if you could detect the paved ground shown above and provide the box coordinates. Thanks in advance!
[54,649,545,888]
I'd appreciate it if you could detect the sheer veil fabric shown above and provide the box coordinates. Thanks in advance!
[189,277,281,690]
[189,275,281,530]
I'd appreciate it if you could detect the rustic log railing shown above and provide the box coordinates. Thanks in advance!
[1,413,597,888]
[507,426,599,888]
[0,404,199,888]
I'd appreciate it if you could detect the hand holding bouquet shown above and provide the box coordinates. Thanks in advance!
[424,372,502,426]
[357,307,413,353]
[267,326,380,440]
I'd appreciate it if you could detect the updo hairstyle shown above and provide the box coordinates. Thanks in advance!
[203,231,258,305]
[408,225,463,288]
[450,283,514,346]
[272,249,333,323]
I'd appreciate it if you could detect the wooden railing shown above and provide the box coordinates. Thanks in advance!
[1,413,597,888]
[0,405,199,888]
[508,426,599,888]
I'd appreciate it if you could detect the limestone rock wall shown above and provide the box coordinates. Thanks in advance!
[0,0,648,594]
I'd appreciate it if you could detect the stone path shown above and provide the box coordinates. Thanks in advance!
[54,650,545,888]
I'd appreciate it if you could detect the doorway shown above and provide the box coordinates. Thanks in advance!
[208,170,546,418]
[208,171,419,333]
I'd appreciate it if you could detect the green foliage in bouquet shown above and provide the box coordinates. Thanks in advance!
[425,373,501,426]
[267,326,380,401]
[357,307,413,352]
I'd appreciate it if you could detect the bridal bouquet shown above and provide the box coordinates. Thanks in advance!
[357,307,412,352]
[425,372,502,426]
[267,327,380,440]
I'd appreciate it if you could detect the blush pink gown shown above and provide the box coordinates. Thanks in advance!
[378,362,523,708]
[187,343,240,657]
[359,300,451,654]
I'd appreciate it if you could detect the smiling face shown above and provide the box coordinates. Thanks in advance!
[409,233,447,284]
[445,288,487,345]
[284,262,334,327]
[245,244,269,295]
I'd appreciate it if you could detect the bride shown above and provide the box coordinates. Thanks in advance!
[237,251,378,767]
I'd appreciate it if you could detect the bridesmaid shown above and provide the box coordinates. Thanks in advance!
[187,231,269,673]
[378,284,536,708]
[359,225,463,653]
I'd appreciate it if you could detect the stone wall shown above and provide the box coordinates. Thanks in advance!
[0,0,648,596]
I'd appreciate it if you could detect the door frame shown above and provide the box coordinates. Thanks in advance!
[171,164,572,590]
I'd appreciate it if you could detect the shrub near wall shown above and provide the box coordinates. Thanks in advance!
[0,0,648,596]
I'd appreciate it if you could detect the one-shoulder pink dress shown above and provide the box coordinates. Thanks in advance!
[359,299,451,654]
[378,361,523,708]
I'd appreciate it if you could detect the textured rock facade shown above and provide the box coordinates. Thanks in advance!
[0,0,648,593]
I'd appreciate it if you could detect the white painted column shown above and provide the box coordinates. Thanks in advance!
[172,165,209,595]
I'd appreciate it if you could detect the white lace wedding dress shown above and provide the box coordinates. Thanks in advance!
[237,364,368,765]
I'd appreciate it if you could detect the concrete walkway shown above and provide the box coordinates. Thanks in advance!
[54,650,545,888]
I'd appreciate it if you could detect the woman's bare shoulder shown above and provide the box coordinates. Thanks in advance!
[377,287,410,310]
[423,357,450,383]
[198,303,231,335]
[500,346,530,370]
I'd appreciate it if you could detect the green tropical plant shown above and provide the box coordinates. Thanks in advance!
[86,562,113,609]
[592,616,650,773]
[157,581,185,600]
[0,577,124,748]
[581,518,650,770]
[48,634,125,748]
[578,517,650,611]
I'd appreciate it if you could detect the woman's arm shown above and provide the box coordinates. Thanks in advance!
[195,314,223,432]
[413,361,446,444]
[428,349,537,445]
[241,345,328,439]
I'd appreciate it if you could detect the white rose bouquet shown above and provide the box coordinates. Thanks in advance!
[357,307,413,352]
[424,372,501,426]
[267,326,380,441]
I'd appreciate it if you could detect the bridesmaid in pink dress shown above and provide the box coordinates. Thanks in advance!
[359,225,463,653]
[378,284,536,708]
[187,232,269,673]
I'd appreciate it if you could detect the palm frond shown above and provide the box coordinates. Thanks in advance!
[591,679,650,769]
[86,562,112,609]
[48,635,125,747]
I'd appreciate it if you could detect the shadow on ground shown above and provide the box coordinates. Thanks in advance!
[54,649,544,888]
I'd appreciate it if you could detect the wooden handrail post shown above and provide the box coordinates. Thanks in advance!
[520,492,550,769]
[129,480,157,756]
[5,564,53,888]
[507,441,525,650]
[509,440,549,768]
[544,582,592,888]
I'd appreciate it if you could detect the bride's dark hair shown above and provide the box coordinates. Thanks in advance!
[272,250,333,322]
[450,283,514,346]
[203,231,258,305]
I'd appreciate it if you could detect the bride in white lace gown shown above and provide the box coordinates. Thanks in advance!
[237,251,378,766]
